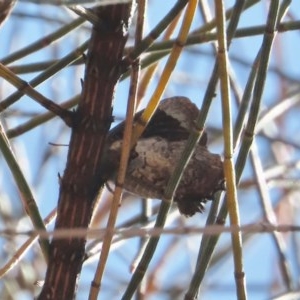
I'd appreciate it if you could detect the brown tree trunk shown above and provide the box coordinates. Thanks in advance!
[38,3,134,299]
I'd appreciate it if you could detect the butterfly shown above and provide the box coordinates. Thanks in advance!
[101,96,224,217]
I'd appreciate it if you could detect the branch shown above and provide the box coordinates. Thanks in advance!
[37,2,134,299]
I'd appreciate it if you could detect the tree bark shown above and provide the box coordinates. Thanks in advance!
[38,3,134,299]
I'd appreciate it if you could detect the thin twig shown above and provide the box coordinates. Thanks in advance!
[122,1,199,298]
[0,62,73,126]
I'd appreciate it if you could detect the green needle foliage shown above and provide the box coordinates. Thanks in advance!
[0,1,299,299]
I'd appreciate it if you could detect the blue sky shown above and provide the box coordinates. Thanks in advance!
[0,1,300,299]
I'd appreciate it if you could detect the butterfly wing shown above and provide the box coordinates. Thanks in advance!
[103,97,223,217]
